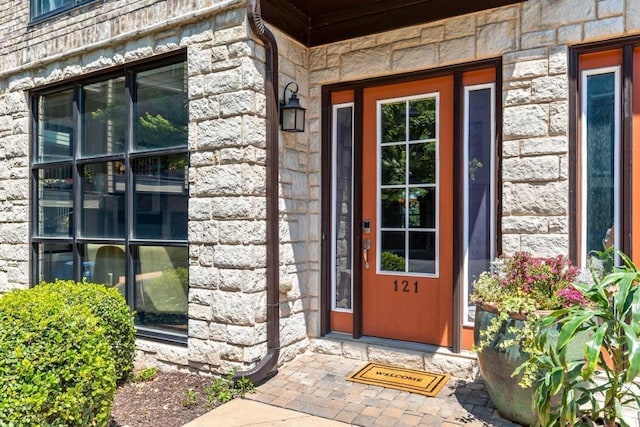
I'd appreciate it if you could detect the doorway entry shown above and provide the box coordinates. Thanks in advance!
[324,65,499,351]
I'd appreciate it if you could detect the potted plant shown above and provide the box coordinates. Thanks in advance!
[471,252,588,425]
[519,249,640,427]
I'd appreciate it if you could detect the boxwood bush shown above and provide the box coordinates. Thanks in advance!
[40,280,136,383]
[0,287,116,426]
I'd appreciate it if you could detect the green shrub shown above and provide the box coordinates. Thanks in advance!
[381,251,405,272]
[0,287,116,426]
[38,280,136,383]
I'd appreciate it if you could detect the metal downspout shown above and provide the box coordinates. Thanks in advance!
[234,0,280,385]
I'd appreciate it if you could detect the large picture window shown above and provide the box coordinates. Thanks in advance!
[31,55,189,341]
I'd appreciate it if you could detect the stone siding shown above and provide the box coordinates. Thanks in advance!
[1,0,640,374]
[0,0,311,373]
[307,0,640,258]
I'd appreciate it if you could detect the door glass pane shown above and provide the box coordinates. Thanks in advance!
[408,187,435,228]
[135,63,187,151]
[83,244,126,298]
[380,232,405,272]
[82,77,126,157]
[381,102,406,143]
[38,166,73,237]
[466,87,494,323]
[81,162,126,238]
[408,97,436,141]
[409,232,436,274]
[134,154,188,240]
[381,145,406,185]
[333,105,353,310]
[38,243,73,282]
[586,72,616,257]
[381,189,405,228]
[37,90,74,162]
[134,245,188,332]
[409,142,436,184]
[378,94,438,275]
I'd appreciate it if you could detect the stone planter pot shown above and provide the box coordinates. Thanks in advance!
[474,303,590,426]
[474,302,537,426]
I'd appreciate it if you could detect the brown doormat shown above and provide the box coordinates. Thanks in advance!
[346,362,450,397]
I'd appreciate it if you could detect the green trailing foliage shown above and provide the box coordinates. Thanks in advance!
[133,366,157,383]
[37,279,136,383]
[518,248,640,427]
[205,370,255,405]
[0,286,116,426]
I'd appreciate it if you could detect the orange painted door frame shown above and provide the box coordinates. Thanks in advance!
[361,76,454,346]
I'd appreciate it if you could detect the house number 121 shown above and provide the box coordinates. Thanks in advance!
[393,280,418,293]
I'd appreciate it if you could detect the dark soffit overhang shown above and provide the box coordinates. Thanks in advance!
[261,0,527,47]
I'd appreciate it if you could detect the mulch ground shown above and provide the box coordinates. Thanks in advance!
[109,371,218,427]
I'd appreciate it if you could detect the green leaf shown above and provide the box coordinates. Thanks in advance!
[583,322,607,379]
[614,272,636,315]
[621,322,640,381]
[549,367,564,396]
[557,312,594,351]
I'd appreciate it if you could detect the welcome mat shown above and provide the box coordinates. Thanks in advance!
[346,362,449,397]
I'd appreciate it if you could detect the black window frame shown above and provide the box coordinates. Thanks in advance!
[30,0,96,24]
[30,51,189,345]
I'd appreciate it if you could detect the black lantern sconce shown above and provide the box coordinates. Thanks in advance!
[280,82,306,132]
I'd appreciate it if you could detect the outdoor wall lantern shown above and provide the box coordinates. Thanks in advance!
[280,81,306,132]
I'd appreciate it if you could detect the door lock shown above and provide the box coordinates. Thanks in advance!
[363,220,371,234]
[363,239,371,269]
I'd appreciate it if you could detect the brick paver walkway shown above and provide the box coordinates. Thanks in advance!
[248,352,522,426]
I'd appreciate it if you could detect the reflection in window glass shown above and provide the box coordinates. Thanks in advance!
[82,77,126,157]
[408,187,435,228]
[332,105,353,311]
[409,142,435,184]
[37,90,74,163]
[81,162,126,238]
[381,145,406,185]
[408,98,436,141]
[83,244,126,298]
[380,189,405,228]
[32,58,189,339]
[31,0,93,19]
[584,71,618,260]
[38,166,73,237]
[381,102,406,143]
[409,232,435,274]
[464,85,494,324]
[135,63,187,151]
[39,243,73,282]
[134,246,188,332]
[134,154,188,240]
[381,232,405,272]
[379,95,438,274]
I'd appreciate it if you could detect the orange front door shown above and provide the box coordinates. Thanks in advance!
[361,77,454,346]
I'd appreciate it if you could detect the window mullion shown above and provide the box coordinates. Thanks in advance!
[125,70,135,308]
[72,85,82,281]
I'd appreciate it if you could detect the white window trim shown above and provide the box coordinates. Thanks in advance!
[462,83,496,327]
[375,92,440,278]
[580,66,621,268]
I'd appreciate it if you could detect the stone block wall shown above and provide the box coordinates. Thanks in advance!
[0,0,312,373]
[306,0,640,259]
[272,30,313,362]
